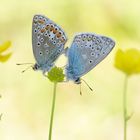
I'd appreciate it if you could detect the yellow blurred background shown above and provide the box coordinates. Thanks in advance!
[0,0,140,140]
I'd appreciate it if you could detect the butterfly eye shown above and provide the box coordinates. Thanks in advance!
[33,64,39,70]
[35,64,39,69]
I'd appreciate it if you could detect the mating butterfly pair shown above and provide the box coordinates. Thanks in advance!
[32,14,115,84]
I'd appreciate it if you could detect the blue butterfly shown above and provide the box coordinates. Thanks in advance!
[65,33,115,84]
[32,15,67,75]
[18,15,115,80]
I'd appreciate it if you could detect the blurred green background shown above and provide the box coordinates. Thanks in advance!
[0,0,140,140]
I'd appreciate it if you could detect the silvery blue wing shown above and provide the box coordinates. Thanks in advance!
[32,15,67,75]
[66,33,115,84]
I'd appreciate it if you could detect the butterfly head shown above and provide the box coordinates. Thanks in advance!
[74,78,81,84]
[33,63,40,71]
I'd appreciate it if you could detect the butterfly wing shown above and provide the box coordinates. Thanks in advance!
[67,33,115,79]
[32,15,67,66]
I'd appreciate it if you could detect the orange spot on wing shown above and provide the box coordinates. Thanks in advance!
[50,26,54,32]
[40,29,46,33]
[59,36,66,42]
[60,38,65,42]
[56,32,62,38]
[53,29,57,34]
[45,25,50,30]
[38,20,45,24]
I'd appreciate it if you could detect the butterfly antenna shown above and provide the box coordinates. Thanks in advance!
[16,63,33,65]
[80,83,82,95]
[81,78,93,92]
[21,65,33,73]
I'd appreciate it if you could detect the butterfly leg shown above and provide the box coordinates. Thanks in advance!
[80,83,82,95]
[42,71,47,77]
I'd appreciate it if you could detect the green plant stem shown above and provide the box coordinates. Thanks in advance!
[123,75,128,140]
[48,82,57,140]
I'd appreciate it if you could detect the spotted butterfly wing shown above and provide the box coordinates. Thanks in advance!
[66,33,115,81]
[32,15,67,72]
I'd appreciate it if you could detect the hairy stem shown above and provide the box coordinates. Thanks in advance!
[48,82,57,140]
